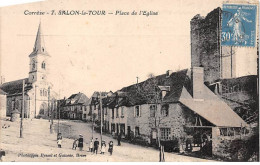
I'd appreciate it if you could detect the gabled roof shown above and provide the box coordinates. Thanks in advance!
[89,91,109,106]
[120,69,189,105]
[0,78,33,95]
[0,89,7,95]
[65,92,89,106]
[179,85,247,127]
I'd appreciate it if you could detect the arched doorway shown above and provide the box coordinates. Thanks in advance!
[38,102,48,118]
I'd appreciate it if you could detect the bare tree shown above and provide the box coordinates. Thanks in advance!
[133,74,166,161]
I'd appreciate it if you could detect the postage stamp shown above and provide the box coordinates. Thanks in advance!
[221,4,257,47]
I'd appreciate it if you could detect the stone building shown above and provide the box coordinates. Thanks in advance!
[95,67,246,154]
[190,7,258,83]
[191,7,258,129]
[82,98,91,121]
[59,92,89,120]
[0,23,56,119]
[0,89,7,118]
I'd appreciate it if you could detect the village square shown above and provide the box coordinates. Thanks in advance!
[0,0,259,162]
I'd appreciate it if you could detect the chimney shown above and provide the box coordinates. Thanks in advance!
[191,67,204,100]
[166,70,173,77]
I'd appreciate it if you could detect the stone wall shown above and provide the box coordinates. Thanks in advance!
[127,104,150,137]
[125,103,196,142]
[0,94,6,118]
[6,95,30,117]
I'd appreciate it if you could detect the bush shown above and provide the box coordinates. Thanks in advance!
[131,136,150,147]
[160,139,180,152]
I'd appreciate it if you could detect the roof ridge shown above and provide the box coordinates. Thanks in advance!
[0,78,28,87]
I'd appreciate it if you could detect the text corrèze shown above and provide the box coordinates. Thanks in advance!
[24,10,158,17]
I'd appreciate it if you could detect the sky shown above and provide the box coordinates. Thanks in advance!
[0,0,239,98]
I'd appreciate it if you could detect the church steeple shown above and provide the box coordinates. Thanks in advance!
[29,22,49,57]
[28,23,50,83]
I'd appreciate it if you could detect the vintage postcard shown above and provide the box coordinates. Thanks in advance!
[0,0,259,162]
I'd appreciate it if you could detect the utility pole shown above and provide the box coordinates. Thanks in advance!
[20,80,25,138]
[48,86,51,122]
[58,90,61,135]
[58,100,60,135]
[92,108,94,139]
[231,46,233,78]
[99,92,103,145]
[34,85,37,118]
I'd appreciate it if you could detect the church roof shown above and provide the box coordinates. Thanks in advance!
[29,22,49,57]
[0,78,33,96]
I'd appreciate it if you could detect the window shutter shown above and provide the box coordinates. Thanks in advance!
[139,106,141,117]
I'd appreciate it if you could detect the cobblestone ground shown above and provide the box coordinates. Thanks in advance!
[0,118,215,162]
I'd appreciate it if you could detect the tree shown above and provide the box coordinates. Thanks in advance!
[134,73,166,161]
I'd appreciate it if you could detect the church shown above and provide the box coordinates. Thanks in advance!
[0,23,56,119]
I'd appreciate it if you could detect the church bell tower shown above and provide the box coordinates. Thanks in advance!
[28,23,50,83]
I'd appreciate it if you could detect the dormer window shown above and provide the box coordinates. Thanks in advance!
[158,86,170,98]
[42,61,46,69]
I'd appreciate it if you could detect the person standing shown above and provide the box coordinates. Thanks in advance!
[57,138,62,148]
[89,138,93,153]
[117,133,121,146]
[0,149,6,162]
[108,141,113,156]
[94,138,99,154]
[101,141,106,154]
[72,139,78,150]
[78,134,84,151]
[57,133,62,140]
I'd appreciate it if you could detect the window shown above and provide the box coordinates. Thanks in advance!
[11,100,15,110]
[160,128,171,140]
[121,107,124,117]
[161,104,169,117]
[42,61,46,69]
[112,108,114,119]
[135,127,140,136]
[150,105,156,117]
[40,90,42,96]
[105,107,107,115]
[111,124,115,132]
[116,108,119,118]
[83,114,87,119]
[135,105,141,117]
[32,59,36,70]
[15,100,20,110]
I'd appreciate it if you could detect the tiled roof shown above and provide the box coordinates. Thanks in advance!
[179,85,247,127]
[65,92,89,106]
[0,89,7,95]
[120,69,189,105]
[0,78,33,95]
